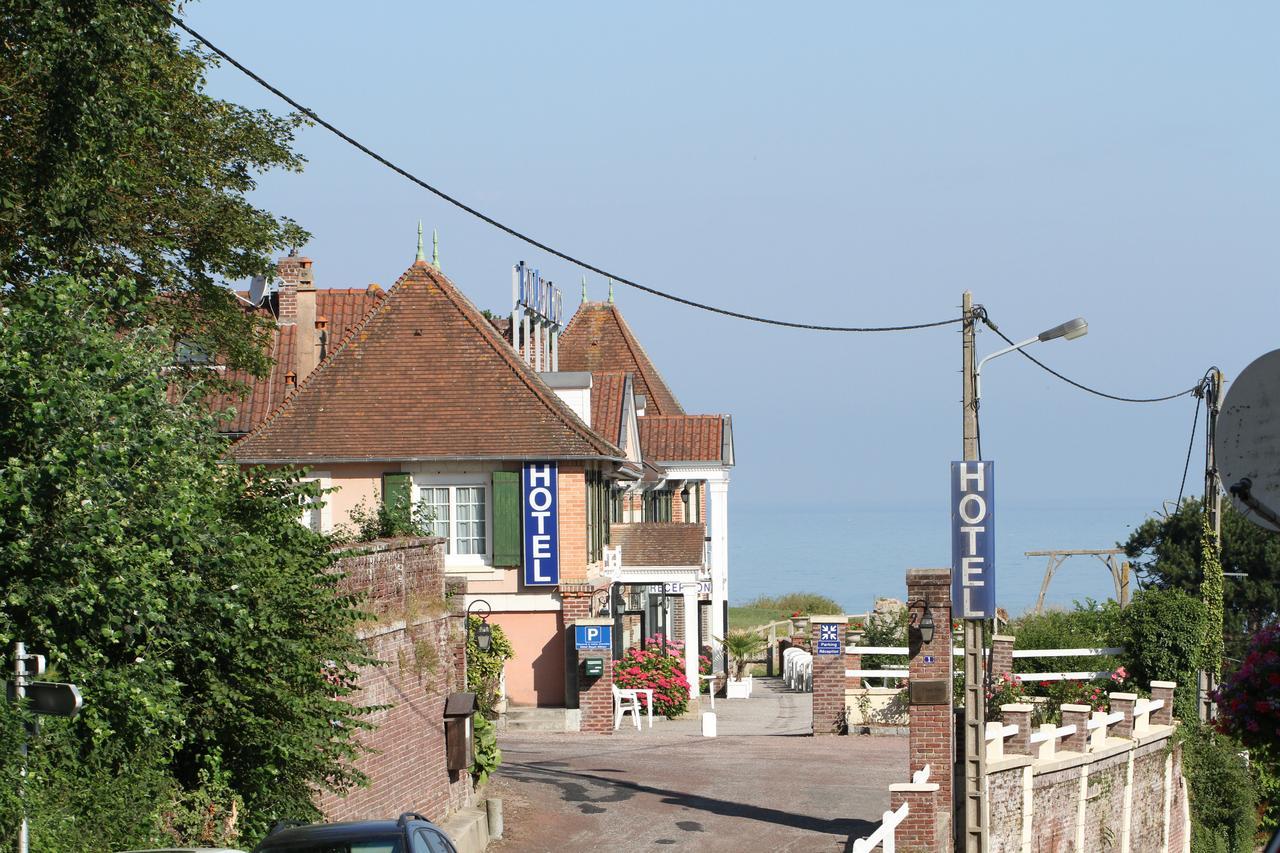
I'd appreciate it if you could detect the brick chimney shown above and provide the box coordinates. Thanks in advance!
[276,251,321,380]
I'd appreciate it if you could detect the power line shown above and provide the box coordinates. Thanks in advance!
[977,311,1198,403]
[1176,392,1202,507]
[165,10,963,335]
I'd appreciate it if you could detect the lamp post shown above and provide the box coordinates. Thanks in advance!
[467,599,492,653]
[960,293,1087,853]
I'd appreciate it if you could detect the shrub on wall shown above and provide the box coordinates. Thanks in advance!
[1120,587,1205,721]
[616,635,692,718]
[1175,722,1258,853]
[1009,598,1124,676]
[466,616,515,718]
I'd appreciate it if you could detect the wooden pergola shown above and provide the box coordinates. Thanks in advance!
[1026,549,1131,614]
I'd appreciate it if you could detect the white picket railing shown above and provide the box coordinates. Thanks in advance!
[844,646,1125,685]
[850,766,932,853]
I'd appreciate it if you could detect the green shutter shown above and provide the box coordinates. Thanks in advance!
[381,472,411,517]
[492,471,521,566]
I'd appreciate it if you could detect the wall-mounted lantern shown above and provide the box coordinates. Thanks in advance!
[908,598,934,646]
[467,599,492,653]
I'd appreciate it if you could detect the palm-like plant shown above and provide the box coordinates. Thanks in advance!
[720,630,766,680]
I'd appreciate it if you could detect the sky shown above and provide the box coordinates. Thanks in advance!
[184,2,1279,518]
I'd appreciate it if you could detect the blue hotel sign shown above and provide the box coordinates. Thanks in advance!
[522,462,560,586]
[574,624,612,650]
[951,461,995,619]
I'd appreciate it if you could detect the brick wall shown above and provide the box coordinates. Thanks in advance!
[810,616,847,736]
[1031,764,1083,851]
[986,766,1025,853]
[905,568,953,848]
[558,463,588,581]
[317,537,471,823]
[889,786,941,853]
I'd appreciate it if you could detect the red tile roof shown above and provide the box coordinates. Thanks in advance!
[559,302,684,416]
[637,415,727,463]
[216,287,385,436]
[590,371,628,447]
[609,523,706,567]
[231,262,625,464]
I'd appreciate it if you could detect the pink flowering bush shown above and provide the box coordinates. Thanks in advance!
[1215,624,1280,744]
[615,634,692,718]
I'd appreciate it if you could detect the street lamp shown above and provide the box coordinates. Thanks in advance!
[975,317,1087,402]
[467,599,492,653]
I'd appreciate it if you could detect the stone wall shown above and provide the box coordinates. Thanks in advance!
[317,537,472,823]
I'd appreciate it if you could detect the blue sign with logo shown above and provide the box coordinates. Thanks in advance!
[575,624,612,650]
[522,462,559,586]
[951,461,995,619]
[816,622,842,655]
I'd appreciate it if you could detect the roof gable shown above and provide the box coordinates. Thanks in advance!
[637,415,729,464]
[559,302,684,416]
[232,263,624,463]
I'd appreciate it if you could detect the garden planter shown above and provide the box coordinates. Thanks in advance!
[726,675,753,699]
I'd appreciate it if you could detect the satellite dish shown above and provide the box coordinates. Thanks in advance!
[248,275,268,307]
[1216,349,1280,532]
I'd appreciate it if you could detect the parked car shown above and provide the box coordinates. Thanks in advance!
[118,849,247,852]
[251,813,457,853]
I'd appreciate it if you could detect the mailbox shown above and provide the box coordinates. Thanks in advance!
[582,657,604,679]
[443,692,478,772]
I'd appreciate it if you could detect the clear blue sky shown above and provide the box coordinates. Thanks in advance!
[187,1,1279,517]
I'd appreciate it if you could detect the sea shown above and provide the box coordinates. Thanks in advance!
[728,503,1155,618]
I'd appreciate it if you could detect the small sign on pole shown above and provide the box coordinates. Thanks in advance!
[574,624,612,651]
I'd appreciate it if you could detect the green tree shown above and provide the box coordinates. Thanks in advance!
[1124,499,1280,661]
[0,276,371,848]
[1119,587,1205,721]
[0,0,308,376]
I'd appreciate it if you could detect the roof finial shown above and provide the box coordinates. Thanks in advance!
[608,278,614,303]
[581,275,587,302]
[432,228,439,269]
[415,221,425,263]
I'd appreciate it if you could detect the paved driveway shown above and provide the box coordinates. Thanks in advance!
[488,678,908,852]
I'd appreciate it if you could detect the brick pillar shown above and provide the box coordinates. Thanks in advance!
[810,615,848,736]
[990,634,1015,679]
[446,578,467,691]
[889,783,941,853]
[1060,704,1090,753]
[560,582,595,710]
[1150,681,1176,725]
[574,618,614,734]
[906,568,953,851]
[1109,692,1137,739]
[1001,703,1032,755]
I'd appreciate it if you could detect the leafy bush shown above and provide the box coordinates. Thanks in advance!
[338,496,436,543]
[742,592,843,617]
[1176,722,1257,852]
[466,616,515,718]
[615,636,692,718]
[470,714,501,787]
[860,607,909,678]
[1009,599,1123,675]
[1120,587,1206,721]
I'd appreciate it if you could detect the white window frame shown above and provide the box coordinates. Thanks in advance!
[299,471,331,533]
[411,472,493,568]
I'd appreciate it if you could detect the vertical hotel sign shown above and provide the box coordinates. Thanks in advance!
[522,462,559,586]
[951,461,995,618]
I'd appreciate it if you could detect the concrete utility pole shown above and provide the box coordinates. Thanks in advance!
[960,291,988,853]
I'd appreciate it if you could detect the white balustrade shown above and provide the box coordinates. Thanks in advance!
[985,721,1020,761]
[1086,710,1125,750]
[1133,697,1164,734]
[1028,722,1078,760]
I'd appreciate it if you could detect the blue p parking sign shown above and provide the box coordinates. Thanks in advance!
[574,625,612,650]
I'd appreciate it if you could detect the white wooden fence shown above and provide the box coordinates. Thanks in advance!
[845,645,1125,685]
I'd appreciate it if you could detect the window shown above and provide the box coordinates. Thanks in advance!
[417,484,488,559]
[586,470,610,564]
[298,472,330,533]
[644,489,673,523]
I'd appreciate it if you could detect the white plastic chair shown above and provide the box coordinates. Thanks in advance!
[611,683,641,730]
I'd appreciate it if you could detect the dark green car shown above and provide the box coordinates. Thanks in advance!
[253,814,457,853]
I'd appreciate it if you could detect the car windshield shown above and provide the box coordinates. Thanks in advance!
[257,838,404,853]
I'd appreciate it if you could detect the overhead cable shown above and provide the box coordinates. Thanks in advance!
[977,311,1198,404]
[165,10,963,334]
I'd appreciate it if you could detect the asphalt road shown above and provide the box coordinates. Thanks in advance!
[487,678,908,852]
